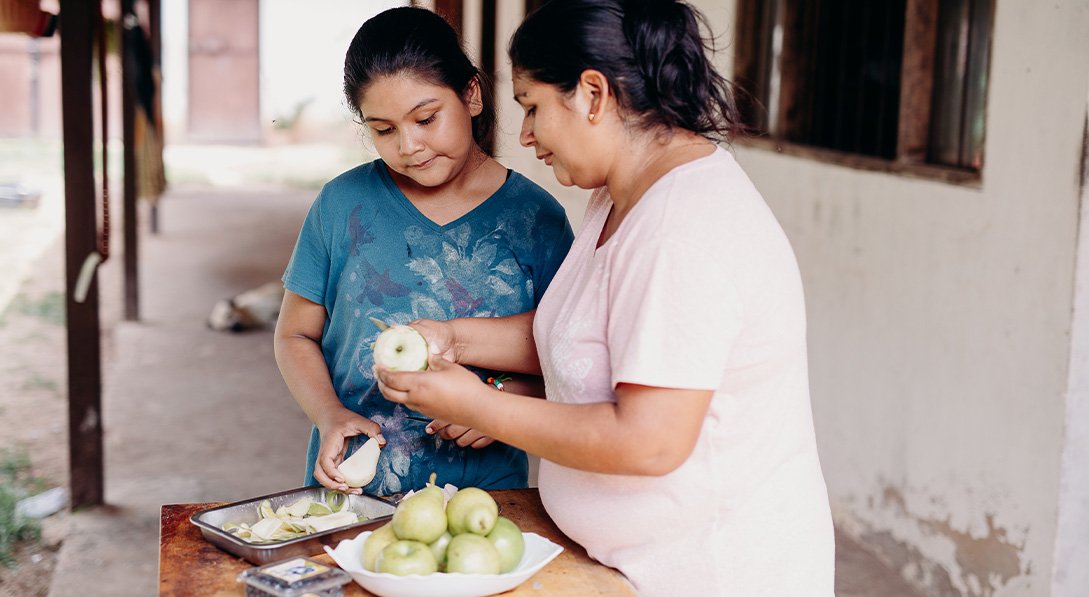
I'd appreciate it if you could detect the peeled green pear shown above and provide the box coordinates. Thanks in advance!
[361,522,399,571]
[445,487,499,536]
[486,516,525,573]
[427,530,453,568]
[340,436,381,488]
[445,532,501,575]
[373,325,429,371]
[391,472,447,544]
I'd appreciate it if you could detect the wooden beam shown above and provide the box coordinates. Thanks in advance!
[121,0,139,320]
[434,0,463,33]
[480,0,496,151]
[149,0,161,61]
[149,0,162,234]
[59,0,105,508]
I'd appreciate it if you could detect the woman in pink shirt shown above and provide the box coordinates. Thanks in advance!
[375,1,836,594]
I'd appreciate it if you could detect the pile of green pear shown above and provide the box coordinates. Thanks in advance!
[361,473,525,576]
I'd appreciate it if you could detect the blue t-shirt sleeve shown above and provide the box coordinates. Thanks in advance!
[282,191,331,306]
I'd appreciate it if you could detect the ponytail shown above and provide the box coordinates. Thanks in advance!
[510,0,746,142]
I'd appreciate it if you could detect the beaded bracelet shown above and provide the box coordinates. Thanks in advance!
[486,375,511,392]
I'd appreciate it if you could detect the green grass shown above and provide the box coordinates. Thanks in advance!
[0,449,44,567]
[9,292,66,326]
[21,374,59,394]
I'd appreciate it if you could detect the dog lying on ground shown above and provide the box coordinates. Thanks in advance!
[207,281,286,332]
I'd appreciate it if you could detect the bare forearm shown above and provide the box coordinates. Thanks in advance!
[274,334,344,428]
[377,355,712,475]
[446,388,687,476]
[451,311,541,375]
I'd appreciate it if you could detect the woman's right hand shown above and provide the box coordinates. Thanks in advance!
[314,409,385,494]
[408,318,459,363]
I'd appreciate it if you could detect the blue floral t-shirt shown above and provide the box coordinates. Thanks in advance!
[282,160,574,495]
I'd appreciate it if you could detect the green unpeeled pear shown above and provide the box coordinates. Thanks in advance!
[445,533,501,574]
[427,530,453,568]
[360,522,399,572]
[486,516,525,573]
[375,539,439,576]
[445,486,499,536]
[391,472,447,544]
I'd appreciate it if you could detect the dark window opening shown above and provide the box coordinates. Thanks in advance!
[735,0,993,179]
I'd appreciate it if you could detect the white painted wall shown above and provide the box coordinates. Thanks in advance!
[1051,80,1089,597]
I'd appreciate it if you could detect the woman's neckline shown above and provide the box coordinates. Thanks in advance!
[595,143,720,249]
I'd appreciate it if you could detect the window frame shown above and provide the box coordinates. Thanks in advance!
[732,0,990,186]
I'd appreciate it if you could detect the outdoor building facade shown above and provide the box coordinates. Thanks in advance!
[4,1,1089,595]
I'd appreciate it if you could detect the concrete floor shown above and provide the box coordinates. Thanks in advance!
[3,156,922,595]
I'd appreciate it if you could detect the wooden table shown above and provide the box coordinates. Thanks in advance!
[159,488,637,596]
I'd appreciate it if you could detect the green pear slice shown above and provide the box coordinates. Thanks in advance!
[340,436,381,488]
[373,325,429,371]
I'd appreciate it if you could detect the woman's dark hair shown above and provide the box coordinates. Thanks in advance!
[509,0,746,143]
[344,7,497,155]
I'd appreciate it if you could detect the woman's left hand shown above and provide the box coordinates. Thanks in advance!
[375,354,490,431]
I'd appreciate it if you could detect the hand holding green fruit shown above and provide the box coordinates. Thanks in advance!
[339,436,381,488]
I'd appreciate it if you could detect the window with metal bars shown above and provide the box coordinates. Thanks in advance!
[734,0,993,181]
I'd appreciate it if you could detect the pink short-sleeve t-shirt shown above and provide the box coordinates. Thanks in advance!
[533,147,835,596]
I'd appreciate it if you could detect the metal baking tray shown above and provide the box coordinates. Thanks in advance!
[190,486,397,565]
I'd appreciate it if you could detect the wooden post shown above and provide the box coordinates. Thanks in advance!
[121,0,139,321]
[148,0,162,234]
[897,0,940,162]
[59,0,105,508]
[434,0,463,32]
[480,0,496,150]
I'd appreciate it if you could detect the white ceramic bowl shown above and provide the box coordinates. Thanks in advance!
[324,530,563,597]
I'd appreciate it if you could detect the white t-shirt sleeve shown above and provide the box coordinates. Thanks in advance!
[607,235,743,390]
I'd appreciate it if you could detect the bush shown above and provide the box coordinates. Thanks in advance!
[0,450,43,567]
